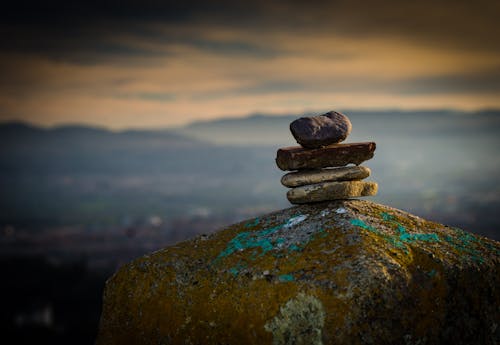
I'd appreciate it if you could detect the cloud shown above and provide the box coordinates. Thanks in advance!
[2,0,499,61]
[396,68,500,94]
[0,0,499,127]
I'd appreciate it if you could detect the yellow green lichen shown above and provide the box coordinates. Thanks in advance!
[96,200,500,345]
[264,292,325,345]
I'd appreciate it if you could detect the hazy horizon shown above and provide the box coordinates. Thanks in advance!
[2,107,500,130]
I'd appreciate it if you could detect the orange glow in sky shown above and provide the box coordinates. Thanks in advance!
[1,1,499,128]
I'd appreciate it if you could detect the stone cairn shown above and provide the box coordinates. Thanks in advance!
[276,111,378,204]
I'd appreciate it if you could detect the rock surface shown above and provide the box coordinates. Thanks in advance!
[276,142,376,171]
[97,200,499,345]
[290,111,352,148]
[287,181,378,204]
[281,166,371,187]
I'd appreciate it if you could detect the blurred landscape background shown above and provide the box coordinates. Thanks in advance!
[1,0,499,344]
[2,110,499,343]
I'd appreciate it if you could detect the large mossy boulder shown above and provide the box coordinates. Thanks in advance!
[96,200,499,345]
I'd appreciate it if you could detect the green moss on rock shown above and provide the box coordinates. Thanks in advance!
[96,200,499,345]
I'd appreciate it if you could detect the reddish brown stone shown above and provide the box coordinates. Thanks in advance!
[275,142,376,171]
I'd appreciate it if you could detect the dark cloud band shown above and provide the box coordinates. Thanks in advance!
[1,0,499,60]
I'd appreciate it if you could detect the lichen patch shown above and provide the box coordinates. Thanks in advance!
[264,292,325,345]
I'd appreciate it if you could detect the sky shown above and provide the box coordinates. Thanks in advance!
[1,0,499,128]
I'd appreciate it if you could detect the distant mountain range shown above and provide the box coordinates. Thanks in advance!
[0,121,207,149]
[0,119,284,226]
[2,108,499,147]
[0,109,499,239]
[178,109,500,145]
[0,121,212,175]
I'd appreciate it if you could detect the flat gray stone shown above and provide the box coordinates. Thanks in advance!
[281,166,371,187]
[290,111,352,148]
[287,180,378,204]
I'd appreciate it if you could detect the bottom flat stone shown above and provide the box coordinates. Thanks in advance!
[287,180,378,204]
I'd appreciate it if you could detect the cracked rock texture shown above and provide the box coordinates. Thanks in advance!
[96,200,499,345]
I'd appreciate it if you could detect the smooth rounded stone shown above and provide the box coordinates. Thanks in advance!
[281,166,371,187]
[287,180,378,204]
[290,111,352,148]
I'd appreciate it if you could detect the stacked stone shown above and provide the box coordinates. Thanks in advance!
[276,111,378,204]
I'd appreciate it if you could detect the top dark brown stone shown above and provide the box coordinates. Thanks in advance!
[290,111,352,148]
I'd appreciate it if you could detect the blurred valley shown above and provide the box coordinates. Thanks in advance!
[1,110,499,343]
